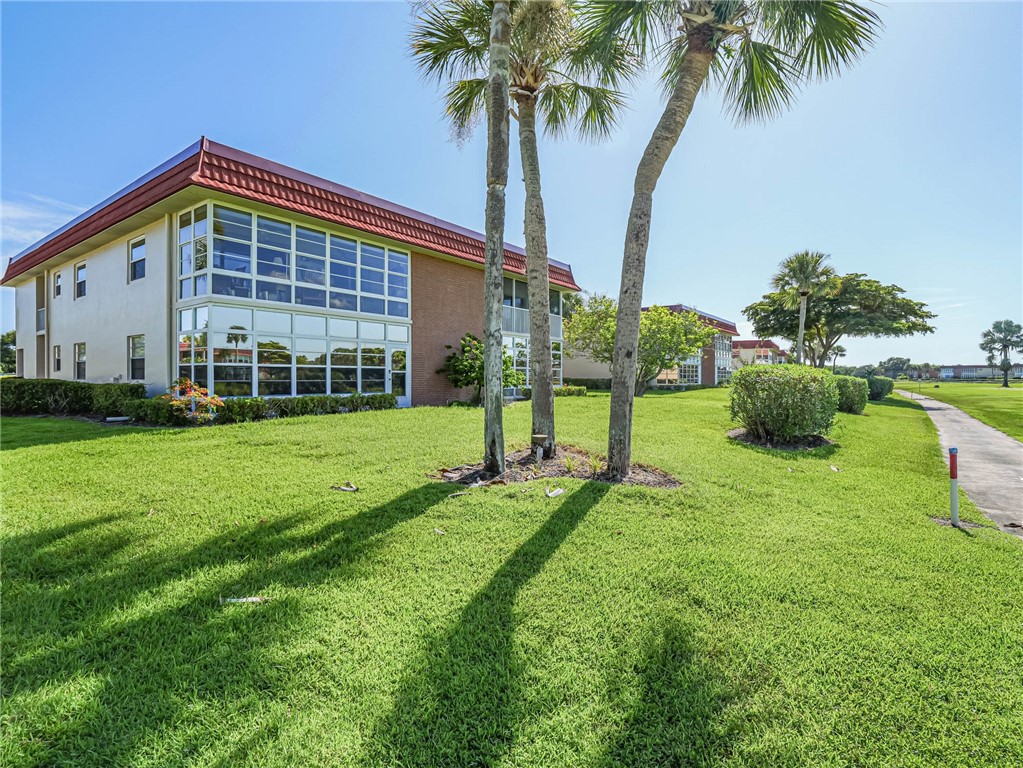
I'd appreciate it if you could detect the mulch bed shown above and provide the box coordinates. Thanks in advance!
[430,445,680,489]
[727,427,834,451]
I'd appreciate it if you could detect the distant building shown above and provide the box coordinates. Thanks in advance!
[732,339,786,366]
[939,364,1023,380]
[564,304,738,387]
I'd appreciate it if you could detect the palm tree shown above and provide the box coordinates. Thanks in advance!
[581,1,881,477]
[771,251,842,365]
[412,0,632,459]
[979,320,1023,388]
[831,344,847,373]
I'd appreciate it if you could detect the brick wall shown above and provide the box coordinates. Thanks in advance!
[700,344,716,385]
[411,252,484,406]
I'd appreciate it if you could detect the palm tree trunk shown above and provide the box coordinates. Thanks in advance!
[608,43,714,479]
[1002,349,1010,388]
[796,295,807,365]
[517,97,555,459]
[483,0,511,475]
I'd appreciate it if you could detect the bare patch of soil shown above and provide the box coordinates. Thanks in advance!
[431,445,680,489]
[727,427,834,452]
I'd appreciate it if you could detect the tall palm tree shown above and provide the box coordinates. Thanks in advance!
[979,319,1023,388]
[412,0,632,460]
[581,1,881,477]
[831,344,847,373]
[771,251,842,365]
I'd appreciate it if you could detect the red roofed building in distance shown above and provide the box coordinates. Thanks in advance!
[3,139,580,405]
[732,339,787,367]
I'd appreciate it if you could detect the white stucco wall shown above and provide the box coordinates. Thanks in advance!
[563,350,611,380]
[14,215,173,395]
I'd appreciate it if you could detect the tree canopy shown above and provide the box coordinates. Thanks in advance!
[743,273,936,367]
[0,330,15,374]
[437,333,525,404]
[565,295,716,394]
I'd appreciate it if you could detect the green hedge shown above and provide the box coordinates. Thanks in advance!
[0,378,146,416]
[125,398,191,426]
[136,392,400,426]
[563,377,611,391]
[729,365,839,442]
[835,375,868,415]
[520,385,588,401]
[867,376,895,401]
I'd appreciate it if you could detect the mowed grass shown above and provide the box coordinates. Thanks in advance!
[2,391,1021,768]
[904,381,1023,441]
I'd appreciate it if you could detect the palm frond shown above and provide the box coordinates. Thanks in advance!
[577,0,678,61]
[409,0,492,83]
[539,80,628,141]
[721,38,799,124]
[443,77,489,143]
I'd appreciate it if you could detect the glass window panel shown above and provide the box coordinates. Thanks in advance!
[178,334,194,364]
[331,368,358,394]
[361,322,385,340]
[256,309,291,333]
[503,277,514,306]
[387,301,408,318]
[259,376,292,396]
[195,306,208,330]
[213,365,253,397]
[127,251,143,282]
[386,325,409,343]
[391,348,407,371]
[256,216,292,249]
[361,345,385,368]
[179,310,192,332]
[257,337,292,364]
[388,250,409,275]
[256,247,290,278]
[297,266,326,286]
[179,279,193,300]
[514,280,529,309]
[179,243,193,276]
[194,239,208,271]
[130,336,146,358]
[130,240,146,263]
[329,292,358,311]
[330,318,358,337]
[295,227,326,256]
[391,372,407,398]
[330,236,357,263]
[550,290,561,315]
[213,238,251,272]
[193,205,207,237]
[361,368,386,393]
[212,205,252,241]
[360,244,385,270]
[330,345,357,366]
[360,296,385,315]
[295,286,326,307]
[296,367,327,395]
[179,211,192,244]
[295,339,327,366]
[294,314,326,336]
[212,305,252,330]
[387,274,408,298]
[360,268,385,294]
[256,281,292,303]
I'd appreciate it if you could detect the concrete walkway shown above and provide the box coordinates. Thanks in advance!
[897,390,1023,537]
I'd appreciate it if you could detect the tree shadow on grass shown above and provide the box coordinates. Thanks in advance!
[0,416,165,451]
[365,482,610,768]
[872,397,925,411]
[3,481,454,766]
[597,620,740,768]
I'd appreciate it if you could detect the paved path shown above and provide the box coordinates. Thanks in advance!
[897,390,1023,537]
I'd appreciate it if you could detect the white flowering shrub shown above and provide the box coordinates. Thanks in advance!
[730,365,839,441]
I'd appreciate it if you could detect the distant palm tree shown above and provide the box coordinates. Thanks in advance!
[979,319,1023,387]
[581,0,881,477]
[831,344,847,373]
[412,0,633,459]
[771,251,842,365]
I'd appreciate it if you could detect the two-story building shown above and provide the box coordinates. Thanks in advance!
[732,339,787,367]
[2,139,579,406]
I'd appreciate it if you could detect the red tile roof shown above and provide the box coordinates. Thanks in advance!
[732,339,782,351]
[642,303,738,336]
[3,138,581,290]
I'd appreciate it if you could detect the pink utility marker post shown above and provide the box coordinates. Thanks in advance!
[949,447,960,527]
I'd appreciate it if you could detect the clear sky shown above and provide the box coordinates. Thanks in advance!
[2,0,1020,366]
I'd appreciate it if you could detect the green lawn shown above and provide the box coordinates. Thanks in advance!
[904,380,1023,441]
[3,391,1021,767]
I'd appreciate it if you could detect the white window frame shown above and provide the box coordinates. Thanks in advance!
[128,335,145,380]
[128,236,146,282]
[74,342,86,380]
[53,344,61,372]
[74,262,86,299]
[53,272,62,298]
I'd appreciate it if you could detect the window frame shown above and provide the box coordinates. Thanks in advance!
[73,342,86,380]
[53,344,61,373]
[74,262,87,299]
[53,272,62,298]
[128,236,146,282]
[128,334,145,380]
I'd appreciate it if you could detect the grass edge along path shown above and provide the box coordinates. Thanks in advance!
[900,381,1023,442]
[2,390,1021,767]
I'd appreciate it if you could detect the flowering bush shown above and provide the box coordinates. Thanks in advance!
[160,378,224,424]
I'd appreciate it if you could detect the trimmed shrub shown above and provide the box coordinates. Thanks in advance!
[563,377,611,391]
[867,376,895,401]
[1,378,94,415]
[91,383,147,417]
[729,365,839,442]
[555,385,587,397]
[835,375,868,415]
[125,397,190,426]
[216,397,270,424]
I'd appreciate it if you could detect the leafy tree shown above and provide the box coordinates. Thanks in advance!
[771,251,841,364]
[412,0,631,459]
[979,319,1023,387]
[744,274,936,368]
[565,295,715,395]
[878,356,910,378]
[0,330,15,374]
[581,0,882,477]
[438,334,526,404]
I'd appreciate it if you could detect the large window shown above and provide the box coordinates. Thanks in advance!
[178,306,209,387]
[53,345,61,373]
[678,354,701,385]
[129,238,146,281]
[53,272,62,298]
[74,343,86,380]
[502,335,563,387]
[179,203,410,320]
[75,263,86,298]
[128,335,145,380]
[714,334,732,383]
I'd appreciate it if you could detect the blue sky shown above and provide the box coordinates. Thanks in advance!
[2,0,1020,366]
